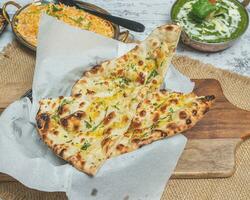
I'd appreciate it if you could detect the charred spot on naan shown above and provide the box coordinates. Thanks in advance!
[58,104,70,115]
[86,89,96,95]
[60,111,86,132]
[115,144,129,154]
[136,72,145,84]
[68,152,86,172]
[53,143,68,157]
[130,130,167,148]
[179,111,188,119]
[130,120,142,129]
[101,137,115,156]
[139,110,146,117]
[103,111,116,125]
[36,111,52,134]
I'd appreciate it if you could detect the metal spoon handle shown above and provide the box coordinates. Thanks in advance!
[58,0,145,32]
[74,3,145,32]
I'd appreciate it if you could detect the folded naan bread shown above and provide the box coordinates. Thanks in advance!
[36,24,214,175]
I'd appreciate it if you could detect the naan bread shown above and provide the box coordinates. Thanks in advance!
[109,91,215,157]
[37,89,141,175]
[37,24,212,176]
[71,24,181,99]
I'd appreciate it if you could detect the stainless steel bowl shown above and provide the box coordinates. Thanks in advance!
[171,0,250,52]
[2,1,130,51]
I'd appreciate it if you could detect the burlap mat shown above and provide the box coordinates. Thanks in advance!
[0,42,35,111]
[0,41,249,200]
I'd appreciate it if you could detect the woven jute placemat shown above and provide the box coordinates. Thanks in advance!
[0,41,249,200]
[0,42,35,111]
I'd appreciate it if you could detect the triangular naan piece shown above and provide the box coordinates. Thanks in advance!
[37,89,140,175]
[71,24,181,98]
[108,90,215,158]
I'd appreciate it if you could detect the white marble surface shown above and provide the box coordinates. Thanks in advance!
[1,0,250,76]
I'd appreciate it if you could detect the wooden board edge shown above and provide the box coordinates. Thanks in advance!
[0,173,16,182]
[171,138,242,179]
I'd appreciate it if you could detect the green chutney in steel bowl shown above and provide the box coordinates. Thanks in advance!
[171,0,249,51]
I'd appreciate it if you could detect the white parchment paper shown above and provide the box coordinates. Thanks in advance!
[0,14,193,200]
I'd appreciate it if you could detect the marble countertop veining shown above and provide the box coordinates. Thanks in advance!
[0,0,250,76]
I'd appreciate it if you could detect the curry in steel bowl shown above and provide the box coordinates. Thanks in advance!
[171,0,249,51]
[3,1,128,50]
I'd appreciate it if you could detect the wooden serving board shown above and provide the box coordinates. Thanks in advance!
[0,79,249,182]
[172,79,250,178]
